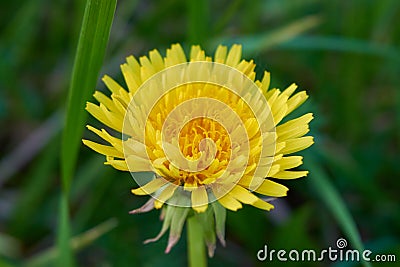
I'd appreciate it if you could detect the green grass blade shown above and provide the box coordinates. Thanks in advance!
[57,194,73,267]
[58,0,117,266]
[305,154,371,267]
[277,36,400,61]
[213,0,242,34]
[187,0,209,46]
[210,15,321,55]
[61,0,117,193]
[27,218,118,267]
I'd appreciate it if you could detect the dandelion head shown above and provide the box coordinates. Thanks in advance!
[83,44,314,255]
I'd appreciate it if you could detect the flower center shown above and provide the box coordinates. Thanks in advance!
[174,117,231,185]
[142,82,262,189]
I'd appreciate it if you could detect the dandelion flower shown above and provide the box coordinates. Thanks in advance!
[83,44,313,255]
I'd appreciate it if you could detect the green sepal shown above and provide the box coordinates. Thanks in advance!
[211,201,226,246]
[196,208,217,257]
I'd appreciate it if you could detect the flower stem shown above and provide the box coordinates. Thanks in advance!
[187,215,207,267]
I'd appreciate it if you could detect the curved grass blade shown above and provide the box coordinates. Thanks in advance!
[61,0,117,194]
[277,36,400,62]
[58,0,117,266]
[210,15,321,55]
[187,0,209,46]
[28,218,118,267]
[304,153,372,267]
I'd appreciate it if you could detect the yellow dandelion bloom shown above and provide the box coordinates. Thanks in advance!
[83,44,313,254]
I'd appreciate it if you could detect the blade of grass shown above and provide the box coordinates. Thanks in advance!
[57,193,73,267]
[27,218,118,267]
[277,36,400,62]
[371,0,400,41]
[210,15,321,55]
[213,0,242,34]
[72,156,114,231]
[58,0,117,266]
[61,0,117,194]
[304,153,371,267]
[187,0,209,46]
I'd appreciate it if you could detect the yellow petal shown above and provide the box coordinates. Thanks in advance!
[273,170,308,179]
[139,56,156,81]
[154,184,178,209]
[244,118,259,139]
[131,178,169,195]
[251,198,274,211]
[214,45,227,63]
[123,138,147,158]
[121,63,140,93]
[230,185,258,205]
[102,75,125,94]
[86,125,123,153]
[149,49,164,71]
[276,141,286,153]
[82,139,124,158]
[153,199,163,209]
[277,113,313,141]
[274,156,303,170]
[282,83,298,97]
[192,186,208,213]
[190,45,205,61]
[254,179,288,197]
[110,94,127,115]
[273,103,288,126]
[267,163,280,177]
[126,155,152,172]
[280,136,314,155]
[165,43,187,67]
[93,91,117,113]
[225,44,242,66]
[259,71,271,93]
[105,159,128,171]
[100,103,123,132]
[270,92,289,125]
[126,55,142,83]
[218,194,242,211]
[237,174,264,189]
[286,91,308,115]
[236,59,256,77]
[266,89,280,105]
[86,102,113,130]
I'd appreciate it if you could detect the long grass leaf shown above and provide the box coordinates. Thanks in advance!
[187,0,209,46]
[304,154,371,267]
[57,194,73,267]
[210,15,321,55]
[277,36,400,61]
[61,0,117,193]
[27,218,118,267]
[58,0,117,266]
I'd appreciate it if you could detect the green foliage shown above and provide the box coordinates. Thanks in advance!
[0,0,399,266]
[59,0,117,265]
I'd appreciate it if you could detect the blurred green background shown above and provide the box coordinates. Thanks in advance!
[1,0,399,266]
